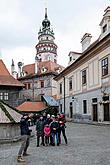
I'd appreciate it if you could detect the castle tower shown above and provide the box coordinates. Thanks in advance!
[35,8,58,63]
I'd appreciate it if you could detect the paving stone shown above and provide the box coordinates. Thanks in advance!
[0,123,110,165]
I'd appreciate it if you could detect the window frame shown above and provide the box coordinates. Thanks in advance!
[28,83,31,89]
[83,100,87,114]
[101,57,108,77]
[82,69,87,85]
[69,77,72,91]
[103,24,107,33]
[0,92,3,100]
[4,92,9,101]
[60,104,62,113]
[70,56,72,62]
[60,83,62,94]
[41,81,44,88]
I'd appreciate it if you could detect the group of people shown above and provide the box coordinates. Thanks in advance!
[36,113,68,147]
[17,112,68,163]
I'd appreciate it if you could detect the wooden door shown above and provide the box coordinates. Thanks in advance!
[104,103,110,121]
[93,104,98,121]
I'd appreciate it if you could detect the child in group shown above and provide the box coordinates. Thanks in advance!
[44,124,51,146]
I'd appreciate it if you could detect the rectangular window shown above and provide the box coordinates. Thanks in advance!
[101,57,108,76]
[0,93,3,100]
[23,83,27,89]
[54,59,57,63]
[41,81,44,88]
[82,70,87,85]
[83,100,87,114]
[69,77,72,90]
[4,93,8,100]
[103,96,109,101]
[70,56,72,62]
[60,83,62,94]
[28,83,31,89]
[60,104,62,113]
[92,98,97,103]
[103,24,107,33]
[70,102,73,118]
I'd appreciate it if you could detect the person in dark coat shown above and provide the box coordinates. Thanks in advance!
[36,115,45,147]
[50,115,59,146]
[17,113,33,163]
[45,114,52,125]
[42,112,47,122]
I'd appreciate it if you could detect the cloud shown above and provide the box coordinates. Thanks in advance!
[0,0,109,71]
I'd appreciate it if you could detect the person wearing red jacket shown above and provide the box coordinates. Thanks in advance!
[57,113,68,144]
[44,124,51,146]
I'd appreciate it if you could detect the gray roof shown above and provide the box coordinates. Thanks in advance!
[0,101,22,123]
[43,95,59,106]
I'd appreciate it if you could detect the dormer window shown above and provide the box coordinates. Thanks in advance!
[70,56,72,62]
[54,59,56,63]
[103,24,107,33]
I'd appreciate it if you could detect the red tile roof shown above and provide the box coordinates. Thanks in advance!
[22,61,65,75]
[23,63,35,74]
[16,101,47,112]
[0,59,24,87]
[0,75,24,86]
[0,60,10,75]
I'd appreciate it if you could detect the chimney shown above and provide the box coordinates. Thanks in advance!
[35,55,40,74]
[81,33,92,52]
[11,59,15,75]
[18,62,23,77]
[11,59,17,79]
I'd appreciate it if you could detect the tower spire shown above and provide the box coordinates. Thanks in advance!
[45,8,47,19]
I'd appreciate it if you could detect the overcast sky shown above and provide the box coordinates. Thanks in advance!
[0,0,109,72]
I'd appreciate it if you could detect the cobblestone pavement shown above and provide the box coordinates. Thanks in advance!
[0,123,110,165]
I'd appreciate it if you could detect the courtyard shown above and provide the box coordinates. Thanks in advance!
[0,123,110,165]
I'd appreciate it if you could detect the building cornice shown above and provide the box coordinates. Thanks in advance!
[54,33,110,81]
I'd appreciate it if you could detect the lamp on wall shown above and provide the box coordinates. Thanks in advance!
[101,86,106,94]
[72,96,78,102]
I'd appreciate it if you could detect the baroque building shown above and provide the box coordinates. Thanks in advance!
[54,7,110,123]
[12,8,64,105]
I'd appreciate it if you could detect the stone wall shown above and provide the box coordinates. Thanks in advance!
[0,123,20,142]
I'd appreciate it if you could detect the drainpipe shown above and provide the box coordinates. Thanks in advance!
[63,76,65,114]
[32,78,34,101]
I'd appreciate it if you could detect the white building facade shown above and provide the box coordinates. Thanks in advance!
[55,7,110,123]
